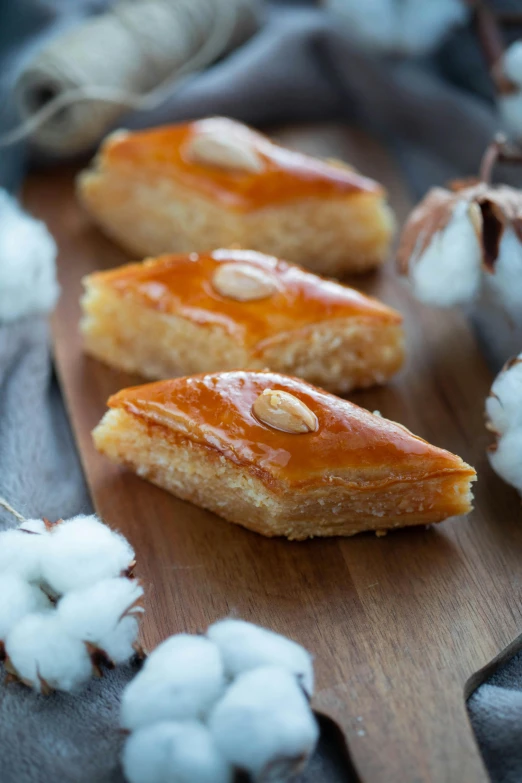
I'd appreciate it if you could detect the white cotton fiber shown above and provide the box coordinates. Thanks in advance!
[487,356,522,495]
[99,615,140,665]
[121,634,225,731]
[122,722,233,783]
[499,93,522,143]
[209,666,319,778]
[488,427,522,495]
[0,189,59,323]
[19,519,49,534]
[503,41,522,87]
[486,227,522,324]
[57,577,143,663]
[0,575,52,640]
[0,528,47,582]
[486,354,522,436]
[207,618,314,696]
[410,200,483,306]
[5,612,93,692]
[41,515,135,594]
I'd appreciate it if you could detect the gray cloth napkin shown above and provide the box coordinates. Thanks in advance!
[469,651,522,783]
[0,317,91,526]
[1,2,522,782]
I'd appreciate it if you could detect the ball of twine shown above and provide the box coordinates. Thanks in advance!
[4,0,261,157]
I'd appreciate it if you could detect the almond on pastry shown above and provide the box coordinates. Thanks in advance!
[92,371,476,540]
[81,249,405,394]
[77,117,395,277]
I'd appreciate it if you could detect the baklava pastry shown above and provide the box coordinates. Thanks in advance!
[81,249,404,394]
[93,371,476,540]
[77,117,395,277]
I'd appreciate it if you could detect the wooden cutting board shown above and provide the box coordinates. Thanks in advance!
[24,125,522,783]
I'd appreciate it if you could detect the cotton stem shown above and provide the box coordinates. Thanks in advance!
[480,133,522,182]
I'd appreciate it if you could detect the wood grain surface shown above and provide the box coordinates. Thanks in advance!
[24,125,522,783]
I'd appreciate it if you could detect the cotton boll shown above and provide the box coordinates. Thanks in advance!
[0,575,52,641]
[498,38,522,140]
[209,666,319,779]
[486,354,522,435]
[503,41,522,87]
[121,634,225,731]
[207,619,314,696]
[410,200,483,307]
[486,356,522,494]
[142,633,222,676]
[0,528,47,582]
[499,93,522,144]
[123,721,232,783]
[5,612,93,692]
[57,577,143,663]
[41,515,135,594]
[0,189,59,323]
[486,227,522,323]
[488,427,522,495]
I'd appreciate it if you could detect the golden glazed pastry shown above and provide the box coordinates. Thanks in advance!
[81,249,405,393]
[93,371,476,540]
[77,117,395,277]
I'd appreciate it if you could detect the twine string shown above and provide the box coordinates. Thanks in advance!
[0,0,249,150]
[0,496,27,524]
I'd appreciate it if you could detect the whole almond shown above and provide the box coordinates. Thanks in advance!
[212,263,277,302]
[252,389,318,434]
[185,132,264,174]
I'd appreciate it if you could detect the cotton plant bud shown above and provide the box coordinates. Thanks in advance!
[502,41,522,86]
[120,623,317,782]
[486,354,522,436]
[497,41,522,143]
[486,354,522,494]
[209,666,319,780]
[0,574,52,643]
[5,613,94,693]
[499,88,522,145]
[488,427,522,495]
[397,180,522,311]
[0,188,59,323]
[0,526,49,582]
[121,635,225,731]
[207,619,314,697]
[57,577,143,665]
[485,224,522,323]
[40,514,135,594]
[122,722,233,783]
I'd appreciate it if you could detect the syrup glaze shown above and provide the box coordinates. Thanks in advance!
[103,117,383,211]
[90,249,402,350]
[108,371,474,486]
